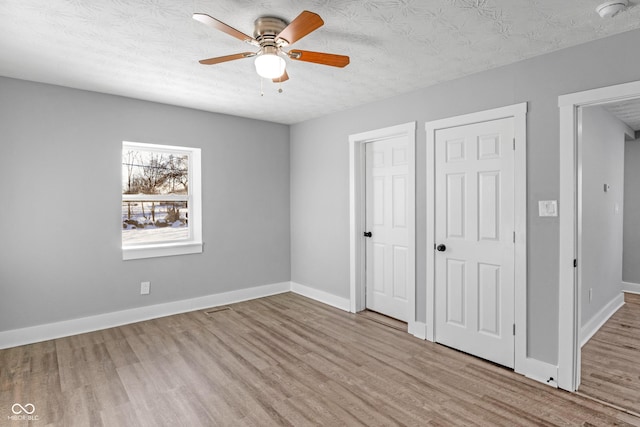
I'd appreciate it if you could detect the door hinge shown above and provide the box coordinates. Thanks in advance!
[573,259,577,268]
[513,324,516,336]
[513,138,515,150]
[513,231,515,243]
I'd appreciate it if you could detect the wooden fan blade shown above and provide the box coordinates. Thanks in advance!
[272,70,289,83]
[289,50,350,67]
[199,52,254,65]
[276,11,323,45]
[193,13,257,44]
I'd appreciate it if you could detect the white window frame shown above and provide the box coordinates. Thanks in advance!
[122,141,202,260]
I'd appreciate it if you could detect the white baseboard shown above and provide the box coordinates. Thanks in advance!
[522,358,559,388]
[0,281,290,349]
[580,293,625,347]
[622,281,640,294]
[290,283,427,342]
[290,282,350,312]
[408,321,427,340]
[0,277,567,393]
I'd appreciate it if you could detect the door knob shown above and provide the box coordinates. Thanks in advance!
[436,244,446,252]
[363,231,372,238]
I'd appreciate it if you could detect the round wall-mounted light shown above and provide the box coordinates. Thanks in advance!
[595,0,628,18]
[254,52,286,79]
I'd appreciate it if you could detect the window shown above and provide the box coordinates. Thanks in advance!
[122,141,202,260]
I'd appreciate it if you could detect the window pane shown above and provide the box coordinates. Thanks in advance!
[122,201,189,245]
[122,149,189,195]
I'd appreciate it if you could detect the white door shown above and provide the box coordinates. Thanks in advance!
[365,137,410,321]
[434,117,515,368]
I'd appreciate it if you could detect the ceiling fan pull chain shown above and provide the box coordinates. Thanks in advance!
[260,77,264,97]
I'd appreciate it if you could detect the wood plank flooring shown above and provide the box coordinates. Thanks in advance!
[580,292,640,416]
[358,310,408,332]
[1,292,639,426]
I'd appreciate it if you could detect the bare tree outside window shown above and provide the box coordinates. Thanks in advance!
[122,147,190,245]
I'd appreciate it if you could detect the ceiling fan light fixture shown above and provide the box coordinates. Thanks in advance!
[595,0,628,18]
[254,52,286,79]
[194,10,349,83]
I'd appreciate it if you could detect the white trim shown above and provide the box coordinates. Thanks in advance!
[425,103,528,374]
[558,103,579,391]
[424,104,526,130]
[622,122,636,140]
[290,282,350,312]
[122,241,203,260]
[580,293,624,347]
[622,281,640,294]
[0,280,401,349]
[513,104,529,373]
[348,122,417,329]
[349,132,366,313]
[558,79,640,392]
[122,194,189,202]
[523,358,559,388]
[123,141,193,153]
[122,142,202,261]
[408,321,427,340]
[0,281,290,349]
[425,118,436,343]
[559,80,640,108]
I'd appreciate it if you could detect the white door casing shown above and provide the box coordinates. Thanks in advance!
[365,137,410,321]
[558,80,640,392]
[434,118,515,368]
[426,103,533,380]
[349,123,417,333]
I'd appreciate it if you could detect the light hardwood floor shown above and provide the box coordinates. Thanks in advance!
[2,292,639,426]
[580,292,640,416]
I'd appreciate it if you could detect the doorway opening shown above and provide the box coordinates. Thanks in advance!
[558,80,640,393]
[349,122,417,333]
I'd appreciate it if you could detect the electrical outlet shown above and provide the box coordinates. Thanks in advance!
[141,281,150,295]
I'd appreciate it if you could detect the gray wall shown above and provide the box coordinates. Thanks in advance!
[0,77,290,332]
[624,138,640,284]
[290,29,640,365]
[580,106,626,326]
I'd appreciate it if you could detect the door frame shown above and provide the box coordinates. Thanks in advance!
[425,103,528,374]
[558,80,640,392]
[349,122,417,331]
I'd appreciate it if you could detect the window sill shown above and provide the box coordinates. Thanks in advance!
[122,242,203,260]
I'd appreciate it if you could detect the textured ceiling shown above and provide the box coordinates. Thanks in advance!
[603,98,640,131]
[1,0,640,124]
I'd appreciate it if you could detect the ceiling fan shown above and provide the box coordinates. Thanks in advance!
[193,10,350,83]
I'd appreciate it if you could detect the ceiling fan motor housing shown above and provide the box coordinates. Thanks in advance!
[253,17,288,47]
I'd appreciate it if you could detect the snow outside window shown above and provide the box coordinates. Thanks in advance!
[122,141,202,260]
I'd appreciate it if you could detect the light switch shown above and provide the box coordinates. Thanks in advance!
[538,200,558,217]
